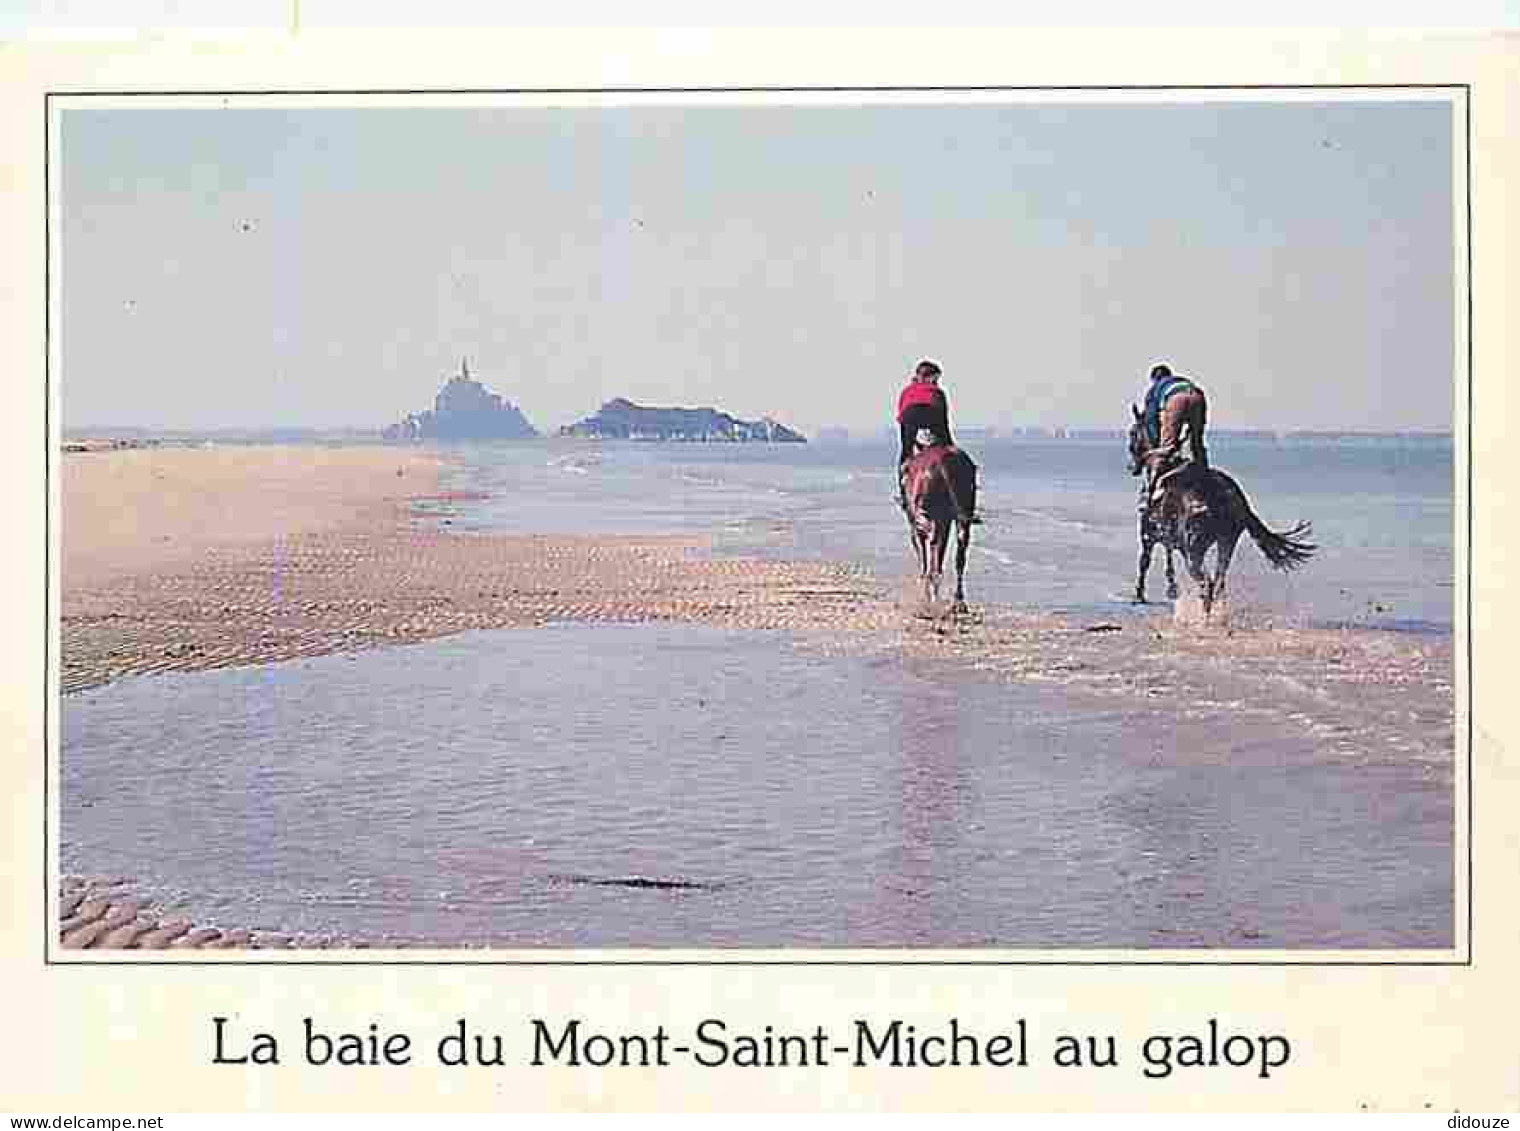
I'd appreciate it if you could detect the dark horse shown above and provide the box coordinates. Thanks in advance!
[1127,407,1316,614]
[901,433,979,612]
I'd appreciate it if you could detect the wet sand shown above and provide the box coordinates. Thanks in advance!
[62,623,1452,949]
[58,444,1454,950]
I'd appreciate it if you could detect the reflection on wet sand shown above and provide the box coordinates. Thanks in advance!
[887,673,970,945]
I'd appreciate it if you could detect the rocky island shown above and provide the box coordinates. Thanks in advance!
[560,398,805,442]
[383,360,539,441]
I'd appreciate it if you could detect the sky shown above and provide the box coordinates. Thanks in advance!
[59,96,1457,435]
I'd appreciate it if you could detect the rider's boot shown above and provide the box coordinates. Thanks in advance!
[1148,450,1181,505]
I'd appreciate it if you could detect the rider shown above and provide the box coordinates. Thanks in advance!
[896,359,955,506]
[1140,362,1209,500]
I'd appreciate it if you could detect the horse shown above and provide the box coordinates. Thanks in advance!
[900,431,979,613]
[1127,406,1316,615]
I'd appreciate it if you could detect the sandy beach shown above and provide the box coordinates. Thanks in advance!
[61,444,891,697]
[63,445,449,592]
[58,443,1455,951]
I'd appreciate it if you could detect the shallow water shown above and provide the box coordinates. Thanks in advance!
[61,623,1451,948]
[60,436,1456,949]
[439,436,1455,633]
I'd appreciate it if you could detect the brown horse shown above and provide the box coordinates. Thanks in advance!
[901,435,979,612]
[1127,408,1316,615]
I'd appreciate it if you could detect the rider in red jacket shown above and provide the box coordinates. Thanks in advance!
[896,359,955,506]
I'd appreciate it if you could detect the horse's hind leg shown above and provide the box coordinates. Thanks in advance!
[930,523,951,605]
[1136,523,1155,603]
[911,529,930,600]
[1212,531,1242,608]
[1164,544,1178,600]
[1185,541,1213,615]
[953,520,972,613]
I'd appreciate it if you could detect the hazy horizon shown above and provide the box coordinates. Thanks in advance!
[59,97,1457,436]
[59,415,1456,440]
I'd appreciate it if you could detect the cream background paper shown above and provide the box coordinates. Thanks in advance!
[3,28,1515,1111]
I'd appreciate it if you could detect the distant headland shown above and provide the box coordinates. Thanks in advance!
[382,360,539,441]
[560,398,806,443]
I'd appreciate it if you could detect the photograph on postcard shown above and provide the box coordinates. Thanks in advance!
[51,89,1463,954]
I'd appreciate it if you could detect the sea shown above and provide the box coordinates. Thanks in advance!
[60,436,1457,950]
[432,435,1456,634]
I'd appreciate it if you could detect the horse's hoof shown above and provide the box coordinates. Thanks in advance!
[952,600,969,616]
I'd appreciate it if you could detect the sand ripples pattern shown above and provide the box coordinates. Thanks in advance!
[62,522,896,695]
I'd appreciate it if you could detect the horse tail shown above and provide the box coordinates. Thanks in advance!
[1223,475,1316,571]
[1249,515,1316,570]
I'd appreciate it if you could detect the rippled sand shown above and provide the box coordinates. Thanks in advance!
[62,446,894,696]
[58,874,351,951]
